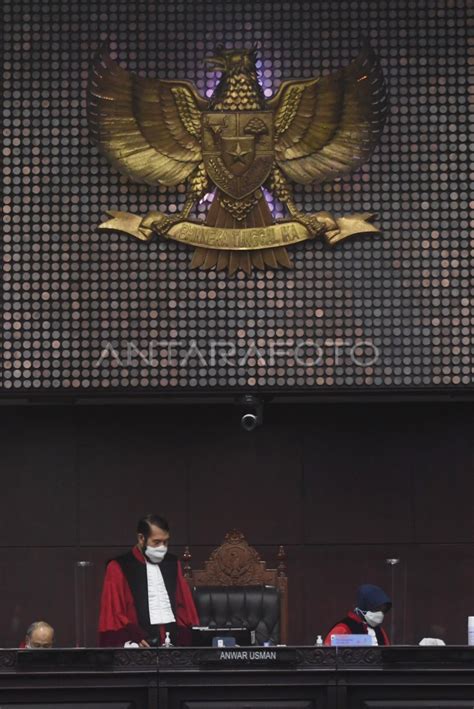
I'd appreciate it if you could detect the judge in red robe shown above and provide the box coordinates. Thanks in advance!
[98,514,199,647]
[324,584,391,646]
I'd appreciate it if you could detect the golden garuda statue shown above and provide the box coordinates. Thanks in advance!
[89,46,387,273]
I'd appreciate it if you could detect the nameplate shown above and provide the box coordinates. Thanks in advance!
[16,649,116,671]
[197,647,297,667]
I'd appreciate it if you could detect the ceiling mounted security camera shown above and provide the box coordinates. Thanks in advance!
[241,412,258,432]
[238,395,263,432]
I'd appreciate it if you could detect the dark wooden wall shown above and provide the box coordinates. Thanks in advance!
[0,401,472,647]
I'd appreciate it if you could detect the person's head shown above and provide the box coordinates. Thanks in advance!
[25,621,54,649]
[136,513,170,564]
[355,584,392,628]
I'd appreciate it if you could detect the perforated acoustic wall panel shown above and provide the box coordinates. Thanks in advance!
[2,1,473,393]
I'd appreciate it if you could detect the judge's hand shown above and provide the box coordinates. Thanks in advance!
[139,639,150,648]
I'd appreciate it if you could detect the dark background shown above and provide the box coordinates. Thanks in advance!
[2,0,472,392]
[1,401,473,647]
[1,0,472,651]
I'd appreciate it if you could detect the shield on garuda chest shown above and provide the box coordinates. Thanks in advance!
[202,111,274,200]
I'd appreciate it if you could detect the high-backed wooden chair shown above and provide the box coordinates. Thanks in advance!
[183,530,288,644]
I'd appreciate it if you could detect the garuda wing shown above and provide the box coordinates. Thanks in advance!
[88,51,208,187]
[268,47,388,185]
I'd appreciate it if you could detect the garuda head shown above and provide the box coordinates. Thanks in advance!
[204,46,258,74]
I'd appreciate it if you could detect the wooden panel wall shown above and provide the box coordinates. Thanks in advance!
[0,402,472,647]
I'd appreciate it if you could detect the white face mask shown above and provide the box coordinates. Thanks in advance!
[363,610,384,627]
[145,545,167,563]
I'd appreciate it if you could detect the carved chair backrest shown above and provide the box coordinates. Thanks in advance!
[183,529,288,644]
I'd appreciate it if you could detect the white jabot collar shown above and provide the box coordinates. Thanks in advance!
[145,561,176,625]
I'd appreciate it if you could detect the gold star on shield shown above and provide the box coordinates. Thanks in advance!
[229,141,251,164]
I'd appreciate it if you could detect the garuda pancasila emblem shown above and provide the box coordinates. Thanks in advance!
[89,46,388,273]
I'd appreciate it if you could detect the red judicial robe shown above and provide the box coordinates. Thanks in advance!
[98,546,199,647]
[324,610,390,646]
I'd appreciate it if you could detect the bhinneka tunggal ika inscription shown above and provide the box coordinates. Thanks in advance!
[88,45,388,274]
